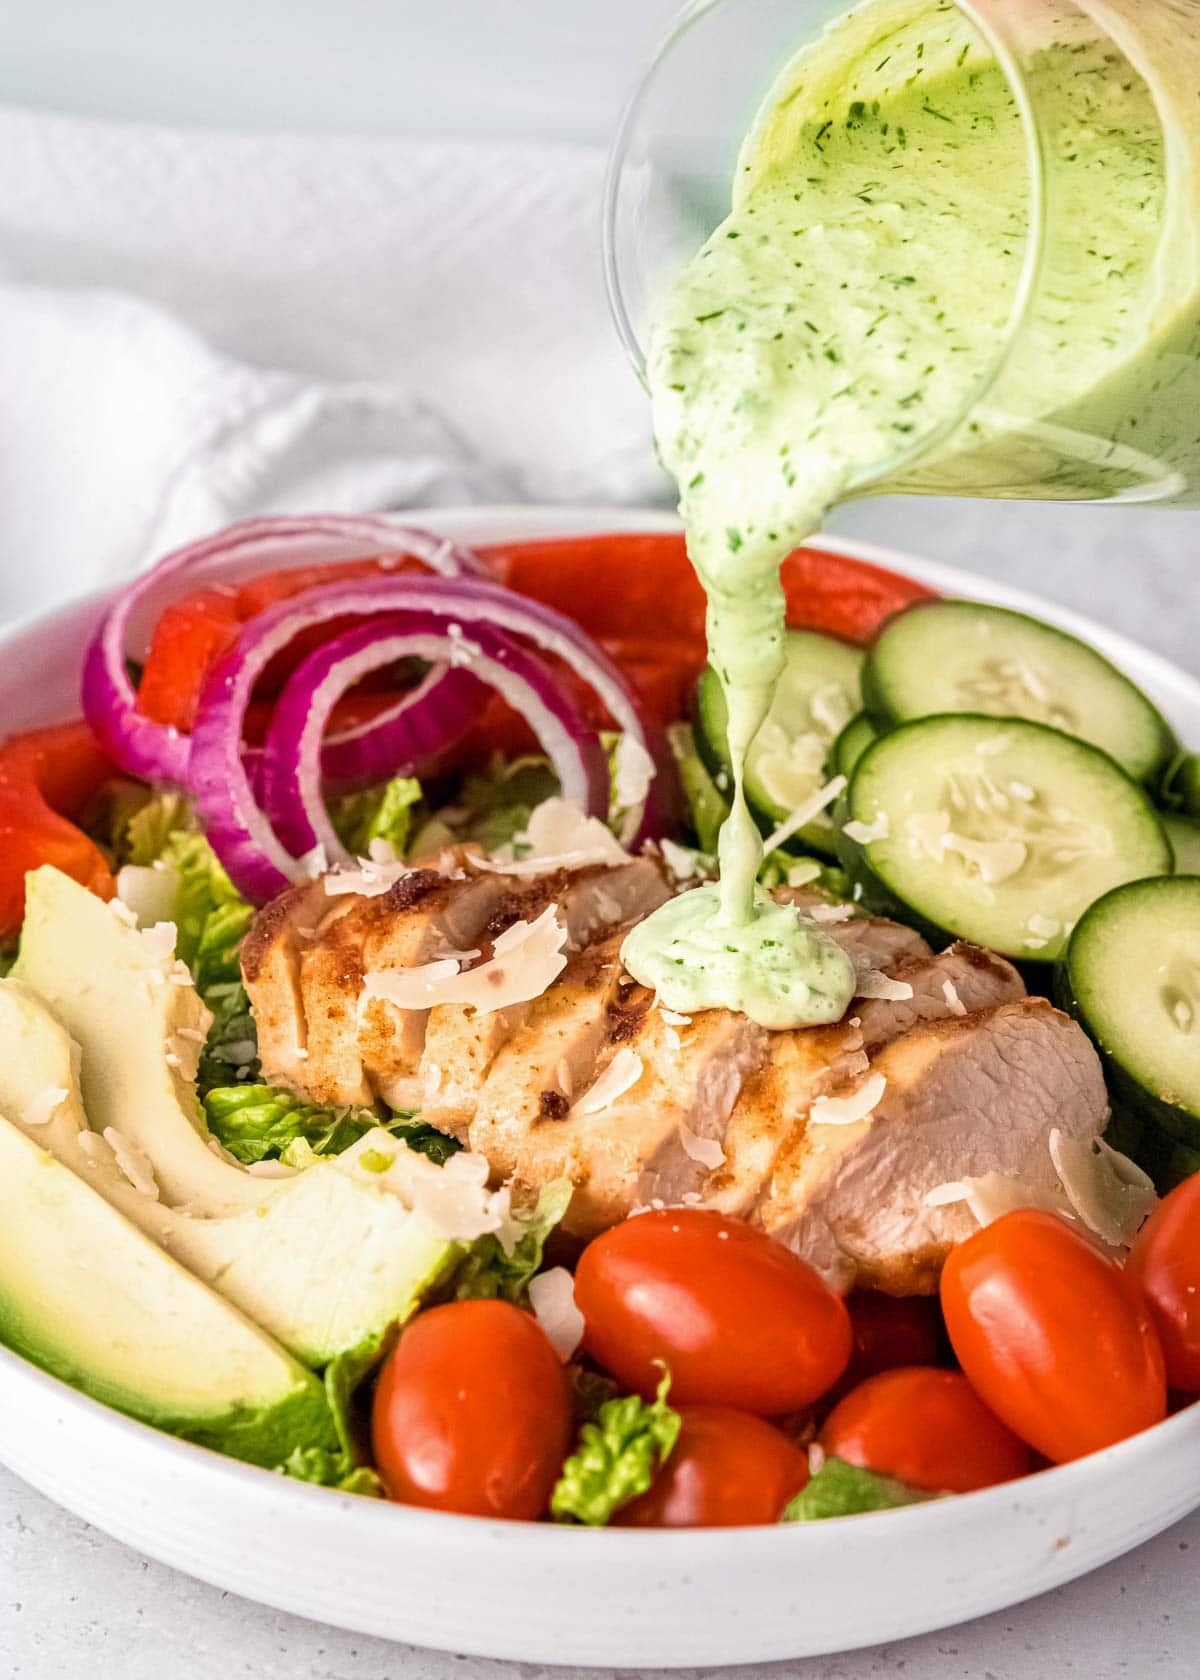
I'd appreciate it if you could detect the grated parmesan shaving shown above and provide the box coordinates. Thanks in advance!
[103,1127,159,1199]
[924,1172,1072,1228]
[679,1125,725,1170]
[78,1131,112,1166]
[365,904,568,1015]
[571,1048,644,1117]
[390,1148,518,1245]
[854,968,914,1002]
[763,776,847,855]
[1048,1129,1157,1248]
[245,1159,300,1179]
[471,798,630,877]
[325,856,414,898]
[529,1267,585,1362]
[613,735,656,811]
[941,978,967,1017]
[843,811,890,846]
[21,1087,68,1129]
[660,838,709,881]
[807,902,856,925]
[659,1008,692,1027]
[810,1072,886,1127]
[786,859,824,889]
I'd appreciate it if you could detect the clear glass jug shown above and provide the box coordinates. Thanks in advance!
[604,0,1200,508]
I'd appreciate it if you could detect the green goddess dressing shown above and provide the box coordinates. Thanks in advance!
[622,0,1181,1026]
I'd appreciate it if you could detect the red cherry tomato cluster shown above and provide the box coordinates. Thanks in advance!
[371,1194,1200,1529]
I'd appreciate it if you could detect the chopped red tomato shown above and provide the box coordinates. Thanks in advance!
[0,722,117,936]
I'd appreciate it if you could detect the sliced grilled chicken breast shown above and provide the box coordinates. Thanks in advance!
[241,878,340,1094]
[470,981,763,1243]
[650,941,1025,1218]
[419,860,670,1136]
[758,998,1108,1294]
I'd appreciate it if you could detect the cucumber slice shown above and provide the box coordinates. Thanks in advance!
[1162,751,1200,816]
[832,713,879,780]
[846,715,1172,961]
[1063,876,1200,1147]
[1165,813,1200,875]
[695,629,863,856]
[863,601,1176,785]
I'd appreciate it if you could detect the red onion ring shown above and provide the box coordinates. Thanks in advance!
[81,515,487,784]
[259,615,611,865]
[188,574,678,902]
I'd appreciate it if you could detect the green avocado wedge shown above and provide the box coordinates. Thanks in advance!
[0,1112,338,1468]
[9,870,460,1368]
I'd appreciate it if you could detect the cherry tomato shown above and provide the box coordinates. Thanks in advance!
[820,1366,1032,1494]
[574,1209,852,1414]
[843,1291,945,1389]
[616,1404,809,1528]
[1127,1174,1200,1392]
[0,722,116,935]
[371,1300,572,1520]
[941,1210,1167,1464]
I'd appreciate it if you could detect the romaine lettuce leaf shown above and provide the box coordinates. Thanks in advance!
[455,1180,573,1303]
[283,1328,392,1497]
[330,776,422,859]
[551,1368,681,1526]
[782,1456,934,1522]
[203,1084,461,1168]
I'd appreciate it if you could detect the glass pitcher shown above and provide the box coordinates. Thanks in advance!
[604,0,1200,509]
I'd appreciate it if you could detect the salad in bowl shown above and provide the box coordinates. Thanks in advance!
[0,513,1198,1533]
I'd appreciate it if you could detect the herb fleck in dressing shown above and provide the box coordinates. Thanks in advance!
[624,0,1171,1024]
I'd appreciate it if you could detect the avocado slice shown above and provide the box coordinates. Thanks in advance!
[9,871,460,1367]
[0,1112,338,1467]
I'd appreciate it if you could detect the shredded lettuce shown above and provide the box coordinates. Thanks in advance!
[283,1329,391,1496]
[551,1368,681,1527]
[455,1180,573,1304]
[330,776,422,859]
[203,1085,375,1164]
[782,1457,934,1522]
[203,1084,461,1168]
[412,756,560,858]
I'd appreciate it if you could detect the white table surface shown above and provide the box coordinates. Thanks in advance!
[0,492,1196,1678]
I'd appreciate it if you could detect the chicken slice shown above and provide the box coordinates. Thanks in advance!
[241,878,336,1092]
[419,860,670,1137]
[467,931,637,1167]
[758,998,1108,1294]
[476,985,769,1240]
[350,866,534,1110]
[665,942,1026,1217]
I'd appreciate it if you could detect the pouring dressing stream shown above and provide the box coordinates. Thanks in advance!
[621,0,1186,1025]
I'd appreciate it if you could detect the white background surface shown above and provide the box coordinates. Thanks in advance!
[1,1,1198,1674]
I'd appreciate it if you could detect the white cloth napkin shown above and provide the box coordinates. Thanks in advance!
[0,106,665,619]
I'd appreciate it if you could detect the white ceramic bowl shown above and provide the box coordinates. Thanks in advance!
[1,504,1198,1669]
